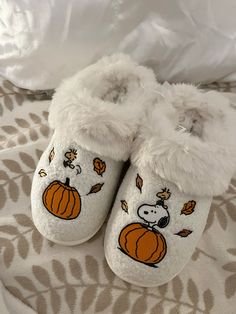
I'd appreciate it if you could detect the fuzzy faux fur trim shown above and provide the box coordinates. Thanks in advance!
[132,84,236,196]
[49,54,157,161]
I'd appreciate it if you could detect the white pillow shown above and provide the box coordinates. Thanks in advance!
[1,0,236,89]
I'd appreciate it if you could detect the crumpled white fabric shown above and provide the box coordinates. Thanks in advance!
[0,281,36,314]
[1,0,236,89]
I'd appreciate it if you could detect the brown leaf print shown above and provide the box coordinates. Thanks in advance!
[175,229,193,237]
[38,169,47,177]
[87,183,104,195]
[136,174,143,193]
[49,147,55,164]
[181,200,196,215]
[93,158,106,176]
[121,200,128,214]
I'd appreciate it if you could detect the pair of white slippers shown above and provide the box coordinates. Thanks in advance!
[31,54,236,287]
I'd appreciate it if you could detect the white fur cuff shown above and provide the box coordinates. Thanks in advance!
[49,54,157,161]
[132,84,236,196]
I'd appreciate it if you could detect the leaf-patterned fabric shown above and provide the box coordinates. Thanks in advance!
[0,77,236,313]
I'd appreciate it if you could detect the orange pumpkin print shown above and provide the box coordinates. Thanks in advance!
[42,178,81,220]
[118,223,167,266]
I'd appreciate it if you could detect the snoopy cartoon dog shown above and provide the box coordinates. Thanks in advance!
[137,188,171,229]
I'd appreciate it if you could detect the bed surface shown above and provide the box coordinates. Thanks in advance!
[0,78,236,314]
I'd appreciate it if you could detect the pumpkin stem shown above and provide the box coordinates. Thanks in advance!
[65,177,70,186]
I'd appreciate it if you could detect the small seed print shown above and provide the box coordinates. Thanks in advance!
[75,164,82,175]
[181,200,196,215]
[87,183,104,195]
[175,229,193,237]
[38,169,47,177]
[136,174,143,193]
[49,147,55,164]
[93,158,106,176]
[121,200,128,214]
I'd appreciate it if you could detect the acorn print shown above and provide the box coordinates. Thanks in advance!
[42,178,81,220]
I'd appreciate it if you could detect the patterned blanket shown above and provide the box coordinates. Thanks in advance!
[0,78,236,314]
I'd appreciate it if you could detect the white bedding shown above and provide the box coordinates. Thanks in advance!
[1,0,236,89]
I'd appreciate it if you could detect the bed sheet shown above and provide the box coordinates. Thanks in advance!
[0,78,236,314]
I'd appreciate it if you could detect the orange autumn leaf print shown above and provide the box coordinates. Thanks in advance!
[93,158,106,176]
[121,200,128,214]
[175,229,192,237]
[181,200,196,215]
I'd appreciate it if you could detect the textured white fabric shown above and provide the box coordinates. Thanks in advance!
[131,84,236,196]
[31,133,123,244]
[49,54,157,161]
[1,0,236,89]
[31,54,156,244]
[104,166,212,287]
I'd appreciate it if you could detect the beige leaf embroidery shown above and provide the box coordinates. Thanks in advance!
[181,200,196,215]
[15,276,37,292]
[15,94,24,106]
[93,158,106,176]
[187,278,199,305]
[52,259,67,283]
[69,258,82,280]
[15,118,30,128]
[85,255,99,282]
[17,236,29,259]
[0,187,7,210]
[49,147,55,164]
[14,214,34,228]
[2,159,23,173]
[51,289,61,313]
[65,286,77,313]
[87,183,104,195]
[81,285,97,312]
[121,200,129,214]
[32,230,43,254]
[0,237,14,268]
[112,292,129,314]
[36,295,47,314]
[95,287,112,312]
[19,152,36,169]
[8,180,19,202]
[38,169,47,177]
[21,175,31,196]
[175,229,192,237]
[32,265,51,287]
[203,289,214,312]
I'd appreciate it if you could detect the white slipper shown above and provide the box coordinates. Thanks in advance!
[31,54,157,245]
[104,84,236,286]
